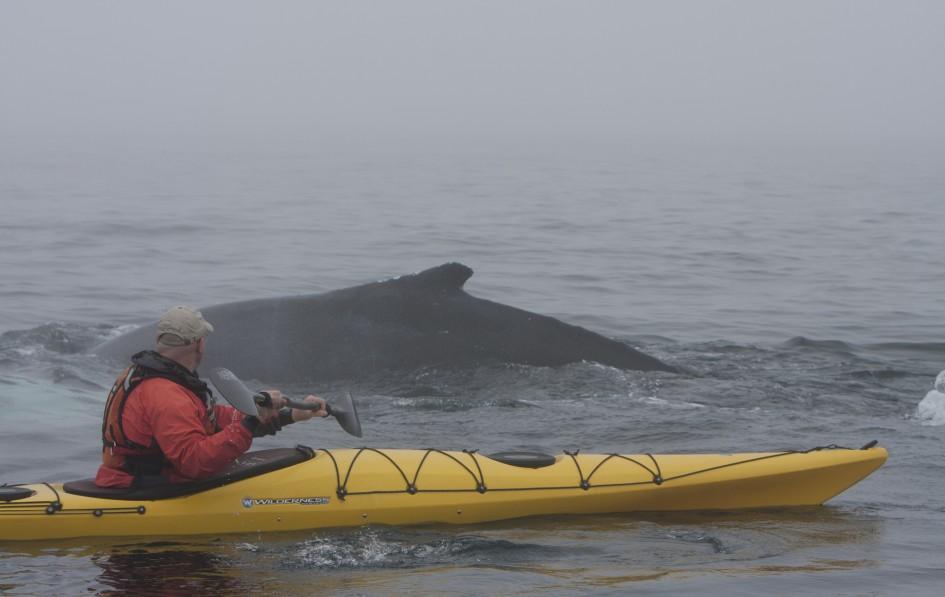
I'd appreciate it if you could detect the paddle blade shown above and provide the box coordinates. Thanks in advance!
[208,367,260,417]
[331,391,362,438]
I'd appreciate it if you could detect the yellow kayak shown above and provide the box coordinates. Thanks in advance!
[0,443,887,541]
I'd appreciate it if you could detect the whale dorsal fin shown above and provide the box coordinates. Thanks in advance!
[411,263,474,291]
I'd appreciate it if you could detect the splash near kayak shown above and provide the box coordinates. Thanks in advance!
[0,443,886,541]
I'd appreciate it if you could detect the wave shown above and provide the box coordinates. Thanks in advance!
[914,371,945,426]
[867,341,945,352]
[635,395,706,410]
[0,323,116,355]
[780,337,855,352]
[847,369,915,381]
[915,391,945,426]
[251,527,564,570]
[780,337,945,354]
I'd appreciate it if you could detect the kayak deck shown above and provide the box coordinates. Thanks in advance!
[0,444,887,541]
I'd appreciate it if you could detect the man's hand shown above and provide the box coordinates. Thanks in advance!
[291,395,328,422]
[257,390,288,423]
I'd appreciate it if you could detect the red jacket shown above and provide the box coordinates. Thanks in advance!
[95,377,253,487]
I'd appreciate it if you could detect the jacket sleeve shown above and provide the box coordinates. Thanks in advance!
[145,384,253,480]
[213,403,245,429]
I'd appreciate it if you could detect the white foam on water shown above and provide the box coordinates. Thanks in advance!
[637,395,706,410]
[915,370,945,426]
[109,323,141,337]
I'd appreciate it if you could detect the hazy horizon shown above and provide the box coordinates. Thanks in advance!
[2,1,943,153]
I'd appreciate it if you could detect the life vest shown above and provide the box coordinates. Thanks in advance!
[101,352,218,478]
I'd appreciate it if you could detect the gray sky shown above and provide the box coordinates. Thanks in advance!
[1,1,943,144]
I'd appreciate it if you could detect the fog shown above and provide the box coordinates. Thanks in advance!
[2,1,943,150]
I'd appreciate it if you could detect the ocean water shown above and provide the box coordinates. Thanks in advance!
[1,131,944,595]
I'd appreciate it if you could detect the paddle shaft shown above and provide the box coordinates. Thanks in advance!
[286,398,332,416]
[209,367,362,437]
[254,392,332,415]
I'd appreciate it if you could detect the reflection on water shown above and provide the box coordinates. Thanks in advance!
[91,544,252,597]
[0,507,883,594]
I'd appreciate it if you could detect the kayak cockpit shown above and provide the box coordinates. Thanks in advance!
[62,446,315,501]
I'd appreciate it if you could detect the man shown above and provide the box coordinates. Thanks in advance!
[95,305,325,488]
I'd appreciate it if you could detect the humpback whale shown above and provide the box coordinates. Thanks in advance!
[94,263,678,381]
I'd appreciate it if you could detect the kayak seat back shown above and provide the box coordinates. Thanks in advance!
[488,451,557,468]
[61,446,314,501]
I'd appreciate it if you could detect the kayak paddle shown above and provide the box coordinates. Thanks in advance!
[208,367,362,437]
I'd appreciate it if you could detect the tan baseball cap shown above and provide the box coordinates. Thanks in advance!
[156,305,214,346]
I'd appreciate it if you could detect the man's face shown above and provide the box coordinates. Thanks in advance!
[195,338,206,368]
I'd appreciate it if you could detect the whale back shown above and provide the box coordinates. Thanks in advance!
[94,263,676,382]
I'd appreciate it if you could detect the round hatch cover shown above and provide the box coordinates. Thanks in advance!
[488,451,557,468]
[0,486,35,502]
